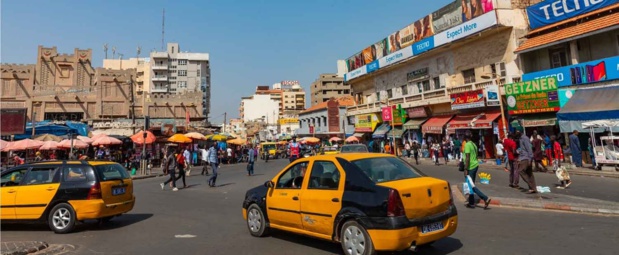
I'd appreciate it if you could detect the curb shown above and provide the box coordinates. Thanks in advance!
[451,185,619,216]
[1,241,48,255]
[131,173,165,180]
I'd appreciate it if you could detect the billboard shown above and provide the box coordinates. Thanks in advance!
[0,108,27,136]
[433,1,463,34]
[450,89,485,110]
[355,113,380,132]
[526,0,618,30]
[505,77,560,114]
[521,55,619,87]
[461,0,494,22]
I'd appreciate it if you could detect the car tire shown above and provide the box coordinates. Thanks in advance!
[48,203,76,234]
[340,220,375,255]
[98,216,114,225]
[246,204,269,237]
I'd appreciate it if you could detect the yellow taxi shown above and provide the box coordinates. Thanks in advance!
[242,153,457,254]
[320,146,340,155]
[1,160,135,233]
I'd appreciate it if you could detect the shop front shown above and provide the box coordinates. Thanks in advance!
[505,77,561,137]
[421,115,453,144]
[510,114,559,138]
[353,113,381,142]
[446,110,502,158]
[402,106,429,144]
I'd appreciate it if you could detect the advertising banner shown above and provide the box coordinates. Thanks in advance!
[526,0,618,30]
[522,55,619,87]
[363,47,374,65]
[399,24,416,49]
[433,1,463,33]
[374,38,389,59]
[412,36,435,55]
[355,114,380,132]
[485,84,500,106]
[450,89,485,110]
[406,107,428,118]
[462,0,495,22]
[505,77,560,114]
[434,10,497,46]
[392,106,404,126]
[366,60,379,73]
[558,89,576,107]
[377,46,414,70]
[344,65,368,81]
[387,32,401,54]
[381,106,393,122]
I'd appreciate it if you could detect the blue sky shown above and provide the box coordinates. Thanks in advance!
[1,0,452,123]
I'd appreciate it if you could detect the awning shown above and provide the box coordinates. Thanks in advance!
[422,115,453,134]
[472,111,502,128]
[372,124,392,138]
[515,9,619,53]
[403,118,427,130]
[386,127,404,139]
[353,133,365,138]
[557,86,619,132]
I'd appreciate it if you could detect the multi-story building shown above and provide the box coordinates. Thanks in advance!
[310,74,348,106]
[297,96,356,138]
[342,1,535,157]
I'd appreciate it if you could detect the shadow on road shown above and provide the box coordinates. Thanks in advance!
[0,213,154,233]
[216,183,235,187]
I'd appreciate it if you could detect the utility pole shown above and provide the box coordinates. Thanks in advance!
[129,75,136,134]
[223,112,227,133]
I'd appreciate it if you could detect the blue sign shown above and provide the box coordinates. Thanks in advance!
[527,0,619,30]
[522,56,619,87]
[412,37,435,55]
[366,60,379,73]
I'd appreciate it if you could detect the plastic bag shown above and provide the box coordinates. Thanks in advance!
[463,182,471,196]
[556,167,570,181]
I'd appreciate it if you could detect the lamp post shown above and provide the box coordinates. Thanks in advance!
[481,73,508,138]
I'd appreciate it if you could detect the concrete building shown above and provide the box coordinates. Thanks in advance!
[102,57,151,93]
[310,74,348,106]
[240,94,280,125]
[297,96,356,137]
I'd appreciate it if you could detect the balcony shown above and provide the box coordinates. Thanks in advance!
[152,65,168,70]
[152,75,168,81]
[151,52,168,58]
[152,87,168,93]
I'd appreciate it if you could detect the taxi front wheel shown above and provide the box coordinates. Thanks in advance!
[48,203,76,234]
[247,204,269,237]
[340,221,376,255]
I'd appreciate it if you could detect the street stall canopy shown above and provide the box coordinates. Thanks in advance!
[557,86,619,132]
[352,133,364,138]
[372,124,391,138]
[403,118,428,130]
[422,115,453,134]
[386,127,404,139]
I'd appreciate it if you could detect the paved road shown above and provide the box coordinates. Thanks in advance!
[2,158,618,255]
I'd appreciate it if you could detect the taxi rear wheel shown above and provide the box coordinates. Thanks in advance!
[247,204,269,237]
[340,221,375,255]
[48,203,76,234]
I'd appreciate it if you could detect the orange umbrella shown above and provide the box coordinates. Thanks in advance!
[131,131,156,144]
[303,137,320,144]
[345,136,359,143]
[39,141,60,150]
[168,134,192,143]
[329,137,342,142]
[77,136,94,144]
[8,139,43,151]
[58,139,89,149]
[184,132,206,140]
[92,136,123,146]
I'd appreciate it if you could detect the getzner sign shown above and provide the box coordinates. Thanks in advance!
[506,77,560,114]
[504,76,558,95]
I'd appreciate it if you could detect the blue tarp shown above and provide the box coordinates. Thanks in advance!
[557,86,619,132]
[65,121,89,136]
[13,121,89,140]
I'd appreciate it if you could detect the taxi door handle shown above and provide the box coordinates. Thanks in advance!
[7,189,16,193]
[292,196,299,201]
[46,187,56,191]
[331,198,340,202]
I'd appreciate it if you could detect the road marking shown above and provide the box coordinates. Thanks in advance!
[175,234,197,238]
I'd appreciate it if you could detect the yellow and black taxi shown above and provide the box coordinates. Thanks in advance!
[242,153,457,254]
[1,160,135,233]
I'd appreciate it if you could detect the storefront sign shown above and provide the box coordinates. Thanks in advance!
[412,37,435,55]
[355,114,380,132]
[44,112,84,121]
[505,77,558,95]
[278,118,299,125]
[485,85,500,106]
[406,107,428,118]
[523,118,557,127]
[522,56,619,87]
[434,11,497,46]
[392,106,404,126]
[381,106,393,121]
[377,46,415,71]
[526,0,618,30]
[450,89,485,110]
[432,0,462,34]
[366,60,379,73]
[507,90,560,115]
[407,67,429,81]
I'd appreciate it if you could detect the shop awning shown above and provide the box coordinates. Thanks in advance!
[557,86,619,132]
[386,127,404,139]
[353,133,365,138]
[422,115,453,134]
[403,118,428,130]
[372,124,391,138]
[471,111,502,129]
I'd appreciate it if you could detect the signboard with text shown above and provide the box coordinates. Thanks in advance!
[355,114,380,132]
[526,0,618,30]
[381,106,393,122]
[522,55,619,87]
[450,89,485,110]
[505,77,560,114]
[406,107,428,118]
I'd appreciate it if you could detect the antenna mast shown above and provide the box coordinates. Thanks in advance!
[161,9,165,51]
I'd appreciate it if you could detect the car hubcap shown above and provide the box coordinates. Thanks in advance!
[343,225,365,255]
[52,208,70,230]
[248,208,261,232]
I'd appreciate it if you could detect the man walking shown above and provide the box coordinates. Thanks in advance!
[531,131,547,172]
[183,147,191,176]
[569,130,582,167]
[161,147,179,191]
[247,146,255,176]
[200,146,209,175]
[516,130,537,194]
[463,133,491,209]
[452,136,462,160]
[289,137,301,163]
[175,148,188,188]
[503,133,519,188]
[411,141,420,165]
[208,144,219,187]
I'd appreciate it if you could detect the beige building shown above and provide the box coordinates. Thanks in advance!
[102,57,151,93]
[310,73,348,106]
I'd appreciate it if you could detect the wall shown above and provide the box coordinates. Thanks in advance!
[242,94,280,124]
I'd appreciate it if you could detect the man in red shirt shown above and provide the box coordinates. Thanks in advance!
[503,133,519,188]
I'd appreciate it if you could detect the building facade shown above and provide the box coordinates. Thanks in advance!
[310,74,348,106]
[297,96,355,137]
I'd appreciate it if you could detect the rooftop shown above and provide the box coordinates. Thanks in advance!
[300,95,355,114]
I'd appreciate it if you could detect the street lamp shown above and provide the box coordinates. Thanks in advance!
[481,73,507,138]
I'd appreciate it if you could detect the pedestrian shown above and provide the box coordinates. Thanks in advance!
[531,131,547,172]
[247,146,255,176]
[175,148,188,188]
[569,130,582,167]
[442,138,451,163]
[452,136,462,160]
[183,147,191,175]
[384,142,391,155]
[495,140,504,164]
[551,135,564,172]
[208,144,219,187]
[588,137,596,168]
[412,140,420,165]
[463,133,491,209]
[516,130,538,194]
[200,146,209,175]
[503,133,519,188]
[404,142,411,158]
[161,147,179,191]
[544,133,552,163]
[288,137,301,163]
[226,147,233,164]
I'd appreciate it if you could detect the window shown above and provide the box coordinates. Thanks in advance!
[401,85,408,96]
[418,80,430,92]
[22,167,59,185]
[59,65,71,77]
[433,77,442,90]
[549,47,569,68]
[322,90,327,95]
[340,157,421,183]
[63,166,91,182]
[197,69,201,77]
[170,66,177,69]
[387,89,393,98]
[178,81,187,88]
[178,70,187,76]
[172,46,175,53]
[276,161,310,189]
[344,89,350,94]
[178,59,187,65]
[308,161,340,189]
[94,163,130,181]
[500,63,506,77]
[462,69,476,83]
[1,168,29,187]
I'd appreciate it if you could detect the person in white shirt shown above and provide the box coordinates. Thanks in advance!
[200,146,209,175]
[226,147,233,164]
[495,141,505,162]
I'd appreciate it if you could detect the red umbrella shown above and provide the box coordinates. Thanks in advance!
[39,141,60,151]
[131,131,156,144]
[91,133,108,141]
[77,136,94,144]
[58,139,89,149]
[92,136,123,146]
[8,139,43,151]
[1,141,14,152]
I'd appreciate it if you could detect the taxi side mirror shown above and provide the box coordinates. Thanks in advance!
[264,181,274,188]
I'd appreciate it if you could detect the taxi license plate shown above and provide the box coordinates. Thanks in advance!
[112,187,126,196]
[421,222,444,234]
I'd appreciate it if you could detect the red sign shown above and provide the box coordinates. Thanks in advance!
[450,89,485,110]
[0,108,27,136]
[381,106,393,121]
[406,107,427,118]
[309,126,314,134]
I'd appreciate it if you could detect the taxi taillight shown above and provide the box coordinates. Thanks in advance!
[87,183,102,200]
[387,189,405,217]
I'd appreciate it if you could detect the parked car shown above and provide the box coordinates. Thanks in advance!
[340,144,369,153]
[1,161,135,233]
[242,154,457,254]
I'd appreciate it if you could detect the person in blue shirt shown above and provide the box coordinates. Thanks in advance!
[247,146,255,176]
[208,144,220,187]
